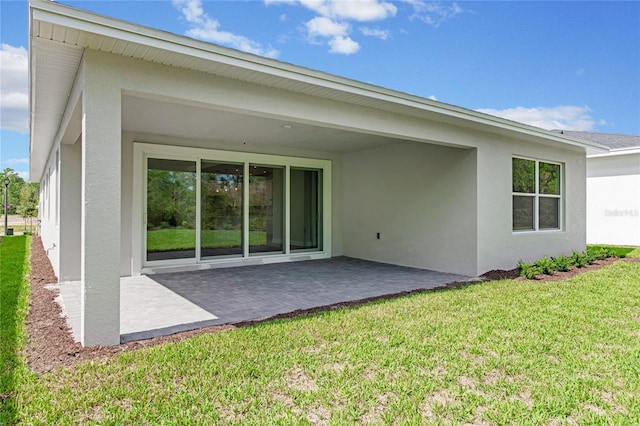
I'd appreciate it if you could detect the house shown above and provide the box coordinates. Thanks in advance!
[559,131,640,246]
[30,0,606,346]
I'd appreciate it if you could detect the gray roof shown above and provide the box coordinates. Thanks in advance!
[554,130,640,150]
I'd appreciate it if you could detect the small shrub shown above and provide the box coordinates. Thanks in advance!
[517,247,619,280]
[552,255,572,272]
[591,247,614,260]
[585,249,598,265]
[534,256,555,275]
[571,250,588,268]
[518,261,541,280]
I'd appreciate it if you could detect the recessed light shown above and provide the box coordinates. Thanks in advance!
[282,124,293,130]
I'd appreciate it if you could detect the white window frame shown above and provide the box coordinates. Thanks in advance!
[132,142,332,275]
[512,156,563,233]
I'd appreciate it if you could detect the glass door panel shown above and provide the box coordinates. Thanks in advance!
[146,158,196,261]
[290,168,323,251]
[249,164,284,254]
[201,161,244,258]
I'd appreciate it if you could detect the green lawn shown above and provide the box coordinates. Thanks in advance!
[6,242,640,424]
[588,244,638,258]
[0,235,30,425]
[147,229,267,252]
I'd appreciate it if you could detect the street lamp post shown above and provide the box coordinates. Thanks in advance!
[3,177,9,236]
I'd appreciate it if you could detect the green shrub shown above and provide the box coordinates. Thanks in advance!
[552,255,572,272]
[571,250,588,268]
[518,261,541,280]
[588,247,614,261]
[534,256,555,275]
[518,247,620,280]
[585,249,598,265]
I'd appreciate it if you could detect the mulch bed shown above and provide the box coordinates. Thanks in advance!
[24,236,638,374]
[479,255,640,282]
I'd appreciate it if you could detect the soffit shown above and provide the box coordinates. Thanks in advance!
[29,37,83,179]
[121,94,401,153]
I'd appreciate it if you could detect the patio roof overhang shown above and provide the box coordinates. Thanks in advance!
[29,0,608,182]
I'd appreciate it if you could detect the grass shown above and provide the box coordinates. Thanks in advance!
[588,244,638,258]
[146,229,267,252]
[0,224,36,236]
[4,245,639,424]
[0,235,30,425]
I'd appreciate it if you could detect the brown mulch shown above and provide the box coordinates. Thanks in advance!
[25,236,639,374]
[479,255,640,282]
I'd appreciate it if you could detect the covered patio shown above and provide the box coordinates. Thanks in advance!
[55,257,471,343]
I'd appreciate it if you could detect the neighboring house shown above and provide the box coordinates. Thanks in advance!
[559,131,640,246]
[29,0,606,346]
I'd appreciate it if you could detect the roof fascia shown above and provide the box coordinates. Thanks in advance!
[28,2,35,179]
[588,147,640,158]
[30,0,606,153]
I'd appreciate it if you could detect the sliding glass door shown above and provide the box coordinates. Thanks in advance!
[290,168,322,251]
[249,165,284,254]
[146,159,196,261]
[201,161,243,258]
[142,149,328,267]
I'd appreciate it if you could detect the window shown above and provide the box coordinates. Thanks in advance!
[512,157,562,232]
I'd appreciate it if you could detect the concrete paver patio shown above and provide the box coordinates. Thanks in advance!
[55,257,471,344]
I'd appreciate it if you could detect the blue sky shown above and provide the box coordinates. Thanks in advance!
[1,0,639,181]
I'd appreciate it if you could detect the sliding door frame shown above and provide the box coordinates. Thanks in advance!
[132,142,332,275]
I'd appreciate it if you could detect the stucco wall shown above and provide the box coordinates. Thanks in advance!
[342,142,478,276]
[476,136,587,274]
[58,139,82,281]
[586,153,640,246]
[38,146,60,276]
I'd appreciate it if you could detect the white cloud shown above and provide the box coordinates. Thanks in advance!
[0,44,29,133]
[306,16,349,37]
[329,36,360,54]
[360,27,390,40]
[268,0,397,21]
[305,17,360,54]
[172,0,279,58]
[403,0,463,27]
[427,95,437,101]
[476,105,596,131]
[5,158,29,165]
[17,171,30,181]
[268,0,395,54]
